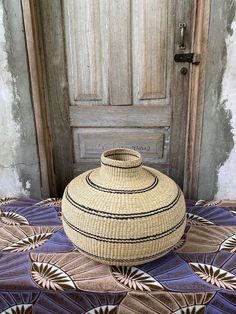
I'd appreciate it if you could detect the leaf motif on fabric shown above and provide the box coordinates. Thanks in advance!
[204,200,221,207]
[190,262,236,290]
[31,262,76,290]
[173,305,205,314]
[118,291,215,313]
[195,200,221,207]
[1,304,32,314]
[0,212,29,225]
[196,199,236,207]
[111,266,163,291]
[85,305,117,314]
[2,232,53,252]
[219,234,236,252]
[35,198,61,208]
[0,198,17,206]
[186,213,214,225]
[195,200,207,206]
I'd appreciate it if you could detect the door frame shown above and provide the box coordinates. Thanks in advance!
[22,0,74,197]
[183,0,211,198]
[22,0,211,198]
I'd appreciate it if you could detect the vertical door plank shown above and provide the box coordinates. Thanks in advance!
[132,0,170,105]
[64,0,132,106]
[74,0,102,101]
[108,0,131,105]
[169,0,195,188]
[64,0,108,105]
[22,0,51,197]
[37,0,74,196]
[183,0,211,198]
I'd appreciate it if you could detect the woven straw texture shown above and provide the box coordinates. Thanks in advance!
[62,148,186,266]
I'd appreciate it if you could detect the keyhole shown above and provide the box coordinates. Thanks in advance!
[180,67,188,75]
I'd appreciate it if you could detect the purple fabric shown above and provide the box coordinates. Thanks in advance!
[0,197,236,313]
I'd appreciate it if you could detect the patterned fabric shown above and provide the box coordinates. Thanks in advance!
[0,197,236,313]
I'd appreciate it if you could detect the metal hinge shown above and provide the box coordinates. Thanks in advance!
[174,53,201,64]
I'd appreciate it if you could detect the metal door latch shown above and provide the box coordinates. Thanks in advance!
[174,53,200,65]
[179,23,187,50]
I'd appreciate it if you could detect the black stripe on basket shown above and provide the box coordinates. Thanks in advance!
[101,161,142,169]
[62,214,186,243]
[74,245,174,263]
[65,186,182,220]
[86,172,158,194]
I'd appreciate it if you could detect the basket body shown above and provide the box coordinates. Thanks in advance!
[62,148,186,265]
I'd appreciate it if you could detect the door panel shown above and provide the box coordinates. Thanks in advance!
[64,0,132,106]
[64,0,107,105]
[64,0,173,107]
[108,0,131,105]
[63,0,180,177]
[132,0,171,104]
[63,0,194,179]
[35,0,195,194]
[73,127,168,161]
[73,127,169,176]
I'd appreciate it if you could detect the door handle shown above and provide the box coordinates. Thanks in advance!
[179,23,186,50]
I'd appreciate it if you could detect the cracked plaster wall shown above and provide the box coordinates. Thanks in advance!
[215,19,236,199]
[0,0,41,197]
[198,0,236,200]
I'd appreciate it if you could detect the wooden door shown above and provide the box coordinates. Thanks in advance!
[33,0,195,196]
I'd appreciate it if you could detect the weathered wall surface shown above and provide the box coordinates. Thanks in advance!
[0,0,41,197]
[215,17,236,199]
[198,0,236,200]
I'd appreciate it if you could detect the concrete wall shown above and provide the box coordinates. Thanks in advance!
[198,0,236,200]
[0,0,41,198]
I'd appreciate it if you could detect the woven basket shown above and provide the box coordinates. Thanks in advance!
[62,148,186,266]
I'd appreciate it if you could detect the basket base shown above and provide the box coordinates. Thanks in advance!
[75,245,174,266]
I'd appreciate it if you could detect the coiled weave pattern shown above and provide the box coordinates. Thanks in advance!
[62,148,186,265]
